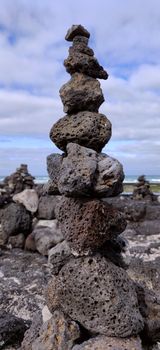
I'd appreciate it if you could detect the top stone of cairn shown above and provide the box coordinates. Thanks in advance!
[65,24,90,41]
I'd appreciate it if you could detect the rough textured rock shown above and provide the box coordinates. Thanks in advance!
[1,203,31,238]
[38,195,60,220]
[105,197,147,222]
[58,143,124,197]
[135,220,160,236]
[33,220,63,256]
[59,73,104,114]
[46,256,144,337]
[48,240,71,274]
[50,111,111,152]
[46,153,63,193]
[0,310,30,349]
[55,196,126,255]
[64,50,108,79]
[21,311,42,350]
[13,189,38,213]
[70,38,94,56]
[31,310,80,350]
[145,204,160,220]
[65,24,90,41]
[95,153,124,196]
[0,249,51,321]
[58,143,97,196]
[8,233,25,249]
[136,284,160,344]
[72,335,143,350]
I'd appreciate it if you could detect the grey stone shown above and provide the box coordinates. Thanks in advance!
[32,310,80,350]
[0,310,30,349]
[1,203,31,238]
[136,284,160,344]
[145,204,160,220]
[55,196,126,255]
[50,111,111,152]
[95,153,124,196]
[59,73,104,114]
[8,233,25,249]
[104,197,147,222]
[70,40,94,56]
[135,220,160,236]
[21,311,42,350]
[13,189,38,213]
[33,220,63,256]
[58,143,124,197]
[0,249,51,321]
[38,195,60,220]
[65,24,90,41]
[64,50,108,79]
[58,143,97,196]
[46,153,63,194]
[73,335,143,350]
[48,240,71,274]
[47,256,144,337]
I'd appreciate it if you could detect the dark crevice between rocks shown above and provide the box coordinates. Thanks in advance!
[73,321,95,345]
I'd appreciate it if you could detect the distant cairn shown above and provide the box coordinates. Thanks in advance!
[133,175,155,201]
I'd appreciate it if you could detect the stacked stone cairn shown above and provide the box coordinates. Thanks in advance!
[133,175,155,201]
[23,25,146,349]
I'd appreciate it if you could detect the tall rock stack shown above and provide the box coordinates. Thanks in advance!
[35,25,145,349]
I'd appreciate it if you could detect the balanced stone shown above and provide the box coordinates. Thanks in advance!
[55,196,126,255]
[95,153,124,196]
[70,40,94,56]
[46,256,144,337]
[57,143,124,197]
[59,73,104,113]
[64,51,108,79]
[58,143,97,196]
[47,153,63,194]
[50,111,111,152]
[65,24,90,41]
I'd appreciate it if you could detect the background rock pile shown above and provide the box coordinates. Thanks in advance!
[133,175,155,201]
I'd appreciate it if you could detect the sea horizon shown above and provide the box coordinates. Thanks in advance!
[1,174,160,184]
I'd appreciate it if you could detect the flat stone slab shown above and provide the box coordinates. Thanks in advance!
[65,25,90,41]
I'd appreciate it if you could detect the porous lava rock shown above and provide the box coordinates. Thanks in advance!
[38,195,60,220]
[55,196,126,255]
[59,73,104,113]
[65,24,90,41]
[64,51,108,79]
[48,240,71,275]
[58,143,124,197]
[72,335,143,350]
[1,202,31,238]
[95,152,124,196]
[50,111,111,152]
[58,143,97,196]
[46,256,144,337]
[31,310,80,350]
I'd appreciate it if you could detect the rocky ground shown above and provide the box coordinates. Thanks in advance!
[0,196,160,349]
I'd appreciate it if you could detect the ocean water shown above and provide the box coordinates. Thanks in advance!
[1,175,160,184]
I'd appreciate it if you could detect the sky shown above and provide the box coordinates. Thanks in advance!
[0,0,160,176]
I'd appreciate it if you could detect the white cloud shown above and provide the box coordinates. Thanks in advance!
[0,0,160,175]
